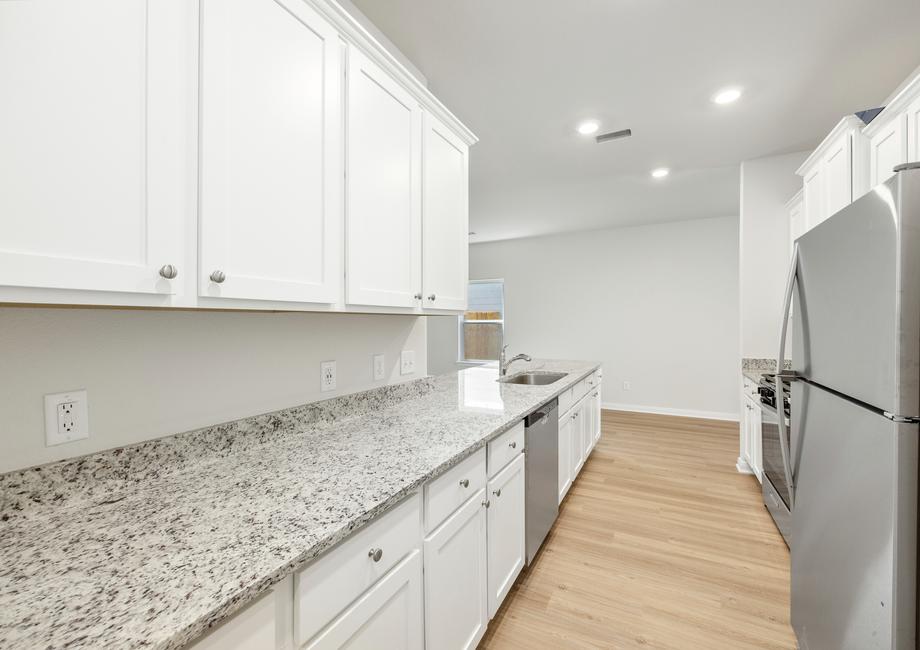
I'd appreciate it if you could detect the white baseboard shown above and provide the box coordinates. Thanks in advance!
[736,456,754,474]
[602,402,740,422]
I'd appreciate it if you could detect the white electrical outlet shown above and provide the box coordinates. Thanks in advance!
[44,390,89,447]
[373,354,386,381]
[400,350,415,375]
[623,381,631,391]
[321,361,336,392]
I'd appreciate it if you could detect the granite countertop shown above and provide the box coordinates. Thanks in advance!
[741,358,790,384]
[0,359,599,650]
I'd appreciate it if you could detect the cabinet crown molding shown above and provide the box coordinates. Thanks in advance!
[784,187,803,210]
[796,115,866,177]
[313,0,478,146]
[862,72,920,138]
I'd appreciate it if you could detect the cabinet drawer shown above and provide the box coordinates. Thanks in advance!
[586,371,600,392]
[425,447,486,532]
[487,420,524,478]
[294,493,421,647]
[558,387,574,416]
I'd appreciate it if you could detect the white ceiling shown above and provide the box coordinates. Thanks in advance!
[351,0,920,242]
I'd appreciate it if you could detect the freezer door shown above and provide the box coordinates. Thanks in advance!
[792,168,920,416]
[790,380,917,650]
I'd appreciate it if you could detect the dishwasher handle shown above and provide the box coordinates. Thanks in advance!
[525,398,558,427]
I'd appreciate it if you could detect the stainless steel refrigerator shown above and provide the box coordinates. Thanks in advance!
[777,165,920,649]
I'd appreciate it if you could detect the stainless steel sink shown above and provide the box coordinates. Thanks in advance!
[498,371,567,385]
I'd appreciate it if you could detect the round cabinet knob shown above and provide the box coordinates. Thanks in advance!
[158,264,178,280]
[209,270,226,284]
[413,293,422,300]
[509,441,517,449]
[459,478,469,488]
[368,548,383,562]
[427,294,436,301]
[493,488,502,497]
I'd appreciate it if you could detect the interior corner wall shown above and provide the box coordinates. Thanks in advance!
[468,216,740,419]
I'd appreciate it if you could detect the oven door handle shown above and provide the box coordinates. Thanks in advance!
[776,243,798,509]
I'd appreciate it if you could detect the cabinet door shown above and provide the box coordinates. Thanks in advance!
[750,403,763,483]
[199,0,342,303]
[907,96,920,162]
[582,397,593,459]
[822,132,852,218]
[558,412,572,503]
[421,113,469,311]
[346,47,422,308]
[802,166,824,230]
[487,454,525,618]
[571,403,586,477]
[305,552,423,650]
[424,489,488,650]
[0,0,188,297]
[869,115,907,188]
[789,198,804,255]
[592,386,602,448]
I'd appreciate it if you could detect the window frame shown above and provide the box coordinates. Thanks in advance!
[458,278,505,363]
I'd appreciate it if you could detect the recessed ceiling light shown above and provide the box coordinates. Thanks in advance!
[651,167,670,179]
[712,87,742,105]
[576,120,600,135]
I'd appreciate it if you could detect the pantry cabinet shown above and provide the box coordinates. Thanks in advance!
[199,0,342,304]
[421,114,470,311]
[0,0,475,313]
[345,48,423,309]
[486,454,525,618]
[0,0,190,299]
[423,489,489,650]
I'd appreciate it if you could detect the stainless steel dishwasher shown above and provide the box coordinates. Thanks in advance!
[524,398,559,564]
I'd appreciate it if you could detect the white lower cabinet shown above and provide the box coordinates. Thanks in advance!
[571,398,587,477]
[186,576,294,650]
[557,410,573,504]
[740,391,763,482]
[486,454,525,619]
[305,551,423,649]
[423,488,489,650]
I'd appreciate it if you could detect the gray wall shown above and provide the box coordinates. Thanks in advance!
[467,216,740,418]
[0,308,427,472]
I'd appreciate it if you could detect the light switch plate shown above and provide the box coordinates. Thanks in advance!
[400,350,415,376]
[44,390,89,446]
[373,354,385,381]
[321,361,336,392]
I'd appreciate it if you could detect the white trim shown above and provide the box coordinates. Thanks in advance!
[796,115,865,177]
[307,0,477,145]
[736,457,754,474]
[603,402,740,422]
[784,187,803,210]
[863,71,920,138]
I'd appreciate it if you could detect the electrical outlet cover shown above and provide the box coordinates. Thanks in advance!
[400,350,415,376]
[373,354,385,381]
[321,361,336,392]
[44,390,89,446]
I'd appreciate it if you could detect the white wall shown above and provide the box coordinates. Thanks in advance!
[469,216,740,419]
[0,308,426,472]
[739,151,809,359]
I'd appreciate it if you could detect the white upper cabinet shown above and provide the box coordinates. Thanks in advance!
[346,48,422,309]
[422,113,470,311]
[796,116,868,231]
[199,0,342,304]
[908,95,920,162]
[0,0,189,298]
[787,190,804,260]
[868,114,907,188]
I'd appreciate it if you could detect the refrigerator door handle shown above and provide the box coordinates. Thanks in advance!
[776,243,798,509]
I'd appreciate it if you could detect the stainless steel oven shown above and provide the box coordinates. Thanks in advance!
[759,374,791,547]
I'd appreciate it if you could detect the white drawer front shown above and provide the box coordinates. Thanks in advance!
[487,420,524,478]
[295,493,421,647]
[558,387,574,416]
[425,447,486,532]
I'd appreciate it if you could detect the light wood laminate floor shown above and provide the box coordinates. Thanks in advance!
[480,410,796,649]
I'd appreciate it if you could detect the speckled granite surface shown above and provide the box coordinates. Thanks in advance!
[0,359,599,650]
[741,357,791,383]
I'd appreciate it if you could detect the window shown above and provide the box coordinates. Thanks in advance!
[459,280,504,362]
